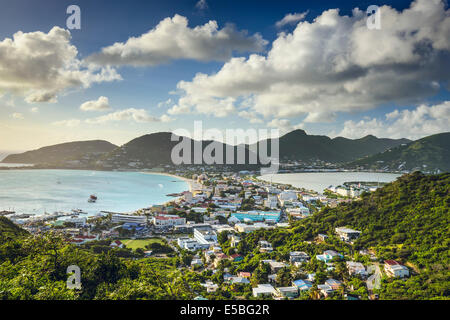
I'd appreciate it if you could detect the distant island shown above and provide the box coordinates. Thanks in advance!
[1,130,449,174]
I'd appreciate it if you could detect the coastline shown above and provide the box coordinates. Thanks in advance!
[140,171,197,192]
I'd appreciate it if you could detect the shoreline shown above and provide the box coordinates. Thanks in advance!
[140,171,197,192]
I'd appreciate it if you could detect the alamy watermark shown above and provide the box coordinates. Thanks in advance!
[367,5,381,30]
[67,265,81,289]
[170,121,280,175]
[66,5,81,30]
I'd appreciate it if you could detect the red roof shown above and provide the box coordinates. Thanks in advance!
[384,260,399,265]
[155,215,182,220]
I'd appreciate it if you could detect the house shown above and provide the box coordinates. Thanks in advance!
[292,279,312,291]
[110,240,124,248]
[201,280,219,293]
[318,284,334,297]
[252,284,276,298]
[143,250,152,257]
[335,227,361,242]
[191,258,203,267]
[261,260,287,273]
[153,215,186,228]
[318,234,328,242]
[325,279,342,290]
[275,286,299,299]
[230,254,244,262]
[239,272,252,278]
[346,261,368,278]
[384,260,409,278]
[307,273,315,282]
[229,277,250,285]
[316,250,344,262]
[259,240,273,253]
[289,251,310,263]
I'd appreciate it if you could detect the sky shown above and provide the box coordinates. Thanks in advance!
[0,0,449,152]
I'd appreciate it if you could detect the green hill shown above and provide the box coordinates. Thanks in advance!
[2,140,118,166]
[349,132,450,172]
[0,216,28,239]
[252,129,410,163]
[298,172,449,298]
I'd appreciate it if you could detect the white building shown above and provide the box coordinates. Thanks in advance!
[384,260,409,278]
[111,214,147,224]
[252,284,276,297]
[153,215,186,228]
[346,261,368,278]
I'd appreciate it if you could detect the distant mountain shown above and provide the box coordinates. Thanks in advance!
[2,140,118,165]
[97,132,260,169]
[252,129,411,163]
[2,130,413,169]
[348,132,450,173]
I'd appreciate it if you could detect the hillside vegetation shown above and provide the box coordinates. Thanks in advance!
[350,132,450,172]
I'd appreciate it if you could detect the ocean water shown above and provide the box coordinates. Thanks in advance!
[0,170,188,214]
[259,172,402,193]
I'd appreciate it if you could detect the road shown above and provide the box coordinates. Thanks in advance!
[367,263,381,292]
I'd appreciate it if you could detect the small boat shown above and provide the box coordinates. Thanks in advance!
[88,195,97,203]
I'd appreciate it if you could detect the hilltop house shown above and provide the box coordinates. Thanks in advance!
[384,260,409,278]
[316,250,344,263]
[335,227,361,242]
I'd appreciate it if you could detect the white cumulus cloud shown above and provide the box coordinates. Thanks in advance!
[0,27,121,103]
[85,108,172,124]
[169,0,450,124]
[276,11,309,28]
[334,101,450,140]
[88,14,267,67]
[80,96,111,111]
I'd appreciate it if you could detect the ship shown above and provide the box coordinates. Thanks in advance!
[88,195,98,203]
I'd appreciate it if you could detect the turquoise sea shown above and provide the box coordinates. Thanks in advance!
[0,170,188,215]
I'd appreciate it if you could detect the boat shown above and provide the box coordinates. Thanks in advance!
[88,195,97,203]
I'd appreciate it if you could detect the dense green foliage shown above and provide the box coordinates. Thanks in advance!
[0,172,448,300]
[350,132,450,172]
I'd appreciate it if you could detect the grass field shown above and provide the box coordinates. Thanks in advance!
[121,238,164,250]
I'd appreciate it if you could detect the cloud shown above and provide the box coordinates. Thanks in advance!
[0,27,121,103]
[169,0,450,123]
[196,0,208,10]
[267,118,304,134]
[80,96,111,111]
[85,108,173,124]
[276,11,308,28]
[11,112,24,119]
[52,119,81,127]
[88,14,267,67]
[30,107,39,113]
[334,101,450,140]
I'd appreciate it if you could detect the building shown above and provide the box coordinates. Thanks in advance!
[289,251,310,263]
[112,214,147,224]
[252,284,276,298]
[110,240,124,248]
[153,215,186,228]
[259,240,273,253]
[264,195,279,209]
[325,279,342,290]
[193,226,217,245]
[335,227,361,241]
[316,250,344,262]
[275,286,299,299]
[384,260,409,278]
[346,261,368,278]
[292,279,312,291]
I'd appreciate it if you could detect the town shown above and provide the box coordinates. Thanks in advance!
[4,169,412,300]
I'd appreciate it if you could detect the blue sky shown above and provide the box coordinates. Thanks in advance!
[0,0,449,151]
